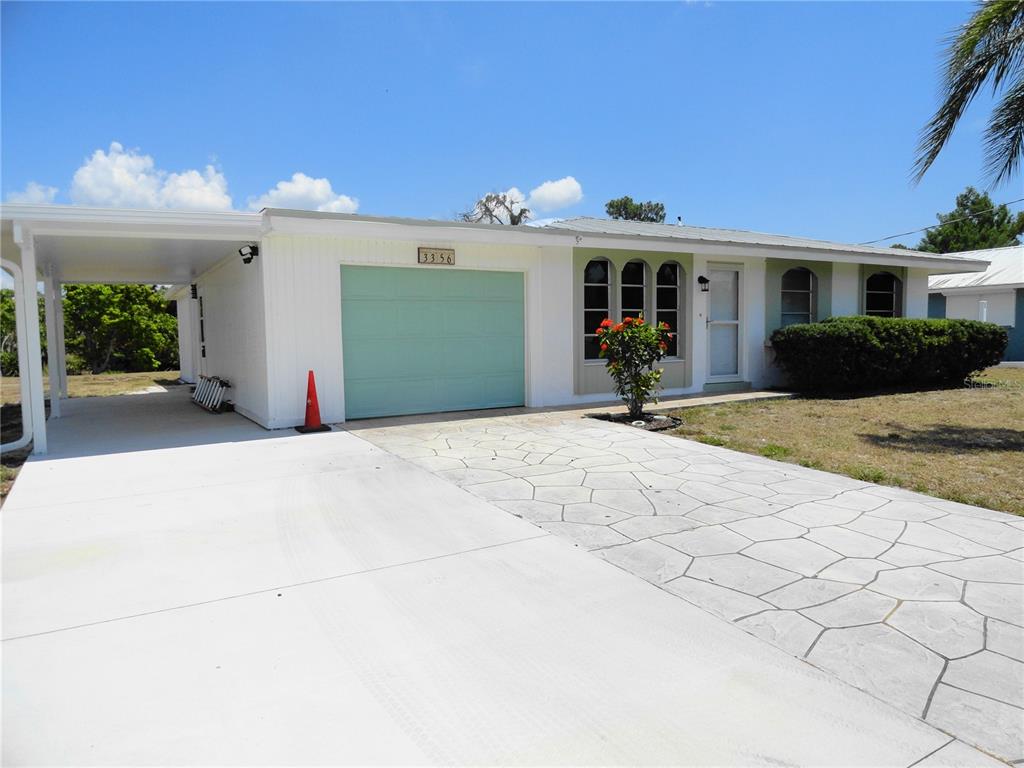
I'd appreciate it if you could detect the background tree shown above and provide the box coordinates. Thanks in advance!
[460,192,530,225]
[63,284,178,373]
[914,0,1024,185]
[605,196,667,223]
[0,288,46,376]
[915,186,1024,252]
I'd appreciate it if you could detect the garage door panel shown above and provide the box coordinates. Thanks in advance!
[438,270,484,299]
[345,377,441,418]
[483,373,526,406]
[341,266,525,419]
[484,273,526,300]
[346,338,442,380]
[393,268,443,299]
[482,302,525,336]
[441,302,486,335]
[394,299,446,336]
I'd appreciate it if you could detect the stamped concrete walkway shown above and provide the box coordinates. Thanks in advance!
[354,410,1024,763]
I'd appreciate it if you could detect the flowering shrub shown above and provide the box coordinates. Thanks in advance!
[596,315,673,419]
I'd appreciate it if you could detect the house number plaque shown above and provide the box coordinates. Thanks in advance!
[418,247,455,265]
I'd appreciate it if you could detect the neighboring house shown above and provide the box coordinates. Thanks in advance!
[0,205,988,453]
[928,245,1024,362]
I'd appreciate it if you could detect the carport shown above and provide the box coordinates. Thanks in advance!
[0,203,262,454]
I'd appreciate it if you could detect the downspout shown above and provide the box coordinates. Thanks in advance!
[1,258,34,452]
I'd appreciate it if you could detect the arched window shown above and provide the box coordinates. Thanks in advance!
[656,262,683,357]
[583,259,610,360]
[865,271,903,317]
[621,261,646,321]
[781,267,817,327]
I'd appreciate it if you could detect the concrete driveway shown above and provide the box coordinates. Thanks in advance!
[1,391,1008,765]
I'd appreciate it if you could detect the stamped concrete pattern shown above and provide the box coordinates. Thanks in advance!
[357,411,1024,763]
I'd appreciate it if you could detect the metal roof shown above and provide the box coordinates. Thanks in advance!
[0,204,994,273]
[542,217,990,264]
[928,245,1024,291]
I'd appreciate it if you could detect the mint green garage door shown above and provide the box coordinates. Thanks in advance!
[340,265,525,419]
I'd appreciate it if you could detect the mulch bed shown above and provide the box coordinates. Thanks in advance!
[586,411,682,432]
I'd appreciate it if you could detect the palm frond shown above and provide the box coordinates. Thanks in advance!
[913,0,1024,184]
[984,75,1024,182]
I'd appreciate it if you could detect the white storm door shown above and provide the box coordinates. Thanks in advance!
[708,268,740,378]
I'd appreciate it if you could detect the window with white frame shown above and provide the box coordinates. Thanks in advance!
[865,271,903,317]
[621,261,646,321]
[780,267,817,326]
[656,262,681,357]
[583,259,610,360]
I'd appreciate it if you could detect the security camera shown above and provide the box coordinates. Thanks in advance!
[239,244,259,264]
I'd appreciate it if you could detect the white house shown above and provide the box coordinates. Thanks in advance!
[1,204,989,453]
[928,244,1024,361]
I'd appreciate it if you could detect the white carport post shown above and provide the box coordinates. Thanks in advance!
[53,279,68,399]
[13,225,47,454]
[42,271,61,418]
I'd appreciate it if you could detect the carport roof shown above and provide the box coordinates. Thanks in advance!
[1,204,261,283]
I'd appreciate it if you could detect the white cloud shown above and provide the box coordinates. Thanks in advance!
[69,142,232,211]
[465,178,581,225]
[7,181,58,204]
[248,172,358,213]
[525,176,582,212]
[159,167,232,210]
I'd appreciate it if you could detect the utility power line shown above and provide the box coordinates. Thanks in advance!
[860,195,1024,246]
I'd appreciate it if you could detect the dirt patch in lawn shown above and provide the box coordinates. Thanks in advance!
[666,367,1024,516]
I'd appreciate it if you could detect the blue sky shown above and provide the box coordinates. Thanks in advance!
[2,1,1020,245]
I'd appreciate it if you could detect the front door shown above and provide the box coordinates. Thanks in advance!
[707,267,740,378]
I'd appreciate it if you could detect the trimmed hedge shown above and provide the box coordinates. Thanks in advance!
[769,317,1007,392]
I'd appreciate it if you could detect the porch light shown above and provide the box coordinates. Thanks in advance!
[239,244,259,264]
[697,275,710,292]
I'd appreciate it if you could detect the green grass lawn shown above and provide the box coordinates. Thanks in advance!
[667,367,1024,516]
[1,370,181,405]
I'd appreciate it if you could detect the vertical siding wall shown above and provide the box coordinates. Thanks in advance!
[195,253,270,425]
[260,234,574,427]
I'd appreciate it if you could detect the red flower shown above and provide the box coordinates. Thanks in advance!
[636,318,645,326]
[613,323,625,332]
[658,341,668,351]
[599,318,613,328]
[600,343,608,352]
[623,316,633,325]
[658,321,669,330]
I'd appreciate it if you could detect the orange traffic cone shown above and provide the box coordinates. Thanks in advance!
[296,370,331,433]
